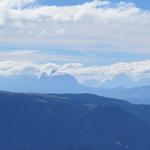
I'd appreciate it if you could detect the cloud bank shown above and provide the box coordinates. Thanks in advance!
[0,60,150,83]
[0,0,150,53]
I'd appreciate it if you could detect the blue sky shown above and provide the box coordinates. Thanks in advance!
[39,0,150,10]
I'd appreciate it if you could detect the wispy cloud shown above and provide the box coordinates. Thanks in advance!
[0,50,93,63]
[0,0,150,54]
[0,60,150,82]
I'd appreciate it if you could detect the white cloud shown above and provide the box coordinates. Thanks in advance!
[0,60,150,82]
[0,0,150,53]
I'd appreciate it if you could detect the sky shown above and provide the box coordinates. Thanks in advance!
[0,0,150,82]
[39,0,150,10]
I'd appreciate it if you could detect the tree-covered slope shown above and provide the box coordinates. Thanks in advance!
[0,92,150,150]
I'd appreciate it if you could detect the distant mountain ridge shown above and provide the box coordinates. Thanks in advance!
[1,73,150,92]
[100,85,150,104]
[0,73,150,104]
[0,73,83,93]
[83,74,150,89]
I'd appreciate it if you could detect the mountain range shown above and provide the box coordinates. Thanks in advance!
[1,92,150,150]
[98,85,150,104]
[83,74,150,89]
[0,73,150,104]
[0,73,82,93]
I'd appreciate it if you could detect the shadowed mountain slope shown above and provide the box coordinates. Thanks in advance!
[0,92,150,150]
